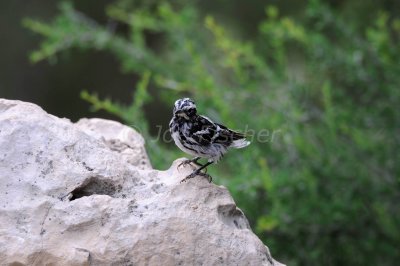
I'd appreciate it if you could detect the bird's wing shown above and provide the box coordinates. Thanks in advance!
[189,116,217,146]
[190,116,246,146]
[214,122,246,141]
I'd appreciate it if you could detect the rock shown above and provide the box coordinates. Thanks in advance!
[75,118,152,170]
[0,99,284,266]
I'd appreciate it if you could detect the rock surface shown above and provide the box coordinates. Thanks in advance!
[0,99,284,266]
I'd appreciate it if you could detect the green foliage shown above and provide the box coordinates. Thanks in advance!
[80,71,151,130]
[25,1,400,265]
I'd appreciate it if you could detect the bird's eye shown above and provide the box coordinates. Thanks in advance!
[187,108,195,116]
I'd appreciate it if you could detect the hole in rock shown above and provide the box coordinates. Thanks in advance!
[69,176,119,201]
[217,204,249,229]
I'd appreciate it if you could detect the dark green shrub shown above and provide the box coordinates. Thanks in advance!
[24,1,400,265]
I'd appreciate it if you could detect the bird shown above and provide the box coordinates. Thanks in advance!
[169,98,250,183]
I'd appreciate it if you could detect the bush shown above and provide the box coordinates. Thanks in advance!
[24,0,400,265]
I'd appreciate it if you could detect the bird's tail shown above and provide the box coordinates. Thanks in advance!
[230,138,251,149]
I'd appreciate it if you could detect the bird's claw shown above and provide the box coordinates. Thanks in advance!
[201,172,212,183]
[180,172,196,183]
[177,158,207,173]
[177,159,196,170]
[180,170,212,183]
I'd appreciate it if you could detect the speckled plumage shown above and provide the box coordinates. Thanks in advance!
[169,98,250,182]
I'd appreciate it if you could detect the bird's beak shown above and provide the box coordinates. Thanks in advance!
[175,111,189,120]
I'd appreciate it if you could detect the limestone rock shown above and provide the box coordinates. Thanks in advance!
[0,99,284,266]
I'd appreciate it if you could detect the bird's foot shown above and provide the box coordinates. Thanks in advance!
[177,157,204,170]
[177,159,196,170]
[180,170,212,183]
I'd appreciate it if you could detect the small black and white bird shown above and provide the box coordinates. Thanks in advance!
[169,98,250,182]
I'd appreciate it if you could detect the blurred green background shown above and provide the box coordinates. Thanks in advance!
[1,0,399,265]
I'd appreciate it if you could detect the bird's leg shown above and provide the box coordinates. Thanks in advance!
[192,157,208,173]
[190,157,204,167]
[181,161,213,183]
[178,157,203,169]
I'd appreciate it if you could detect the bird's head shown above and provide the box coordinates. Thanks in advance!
[173,98,197,120]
